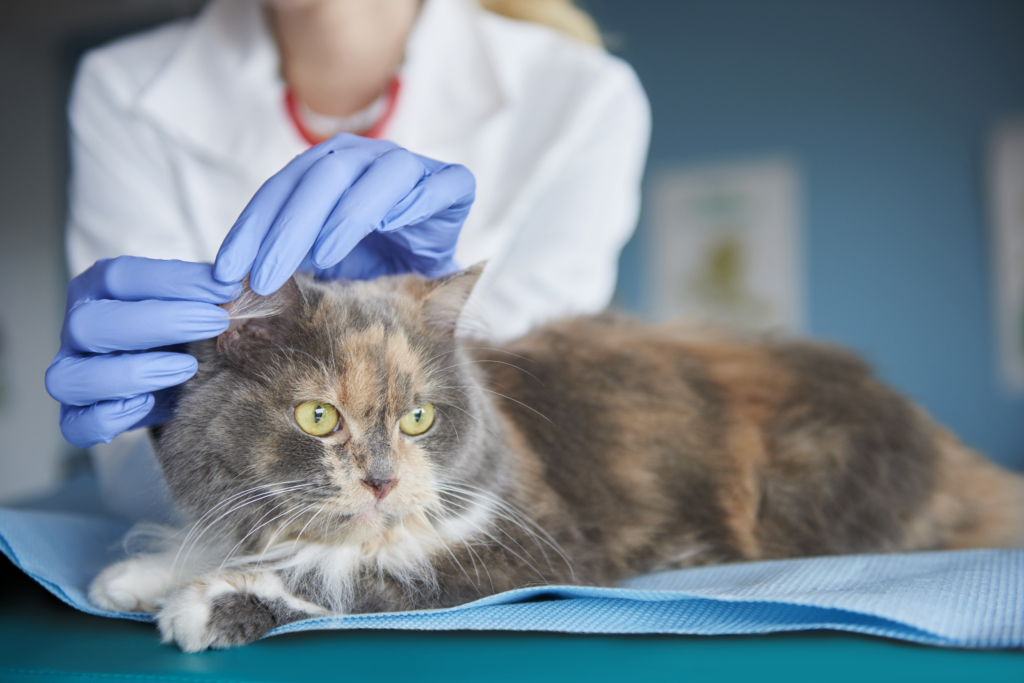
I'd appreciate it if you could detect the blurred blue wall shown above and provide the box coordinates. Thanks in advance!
[589,0,1024,467]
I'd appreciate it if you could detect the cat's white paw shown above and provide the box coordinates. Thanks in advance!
[157,578,221,652]
[157,571,327,652]
[89,556,173,614]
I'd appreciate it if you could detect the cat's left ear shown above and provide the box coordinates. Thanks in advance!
[217,277,303,357]
[420,263,485,335]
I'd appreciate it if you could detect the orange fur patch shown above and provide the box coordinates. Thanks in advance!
[679,342,792,560]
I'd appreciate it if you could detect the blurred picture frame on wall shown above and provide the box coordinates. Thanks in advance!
[648,158,803,333]
[989,119,1024,394]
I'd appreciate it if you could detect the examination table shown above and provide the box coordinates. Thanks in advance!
[3,553,1024,683]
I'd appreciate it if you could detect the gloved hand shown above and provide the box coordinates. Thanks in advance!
[213,133,476,294]
[45,257,238,448]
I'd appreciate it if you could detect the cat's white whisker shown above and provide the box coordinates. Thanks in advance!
[178,484,306,559]
[174,488,273,579]
[461,536,494,592]
[473,388,554,425]
[252,502,325,569]
[217,488,332,573]
[182,480,302,532]
[438,483,575,580]
[436,359,544,386]
[289,501,331,555]
[451,483,574,574]
[475,527,548,583]
[321,314,339,378]
[432,489,550,582]
[217,506,299,573]
[416,510,480,593]
[423,507,486,588]
[443,496,554,573]
[175,483,315,577]
[437,402,501,440]
[423,346,537,368]
[246,345,334,387]
[174,481,300,561]
[433,406,460,447]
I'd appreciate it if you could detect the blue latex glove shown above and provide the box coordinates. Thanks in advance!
[45,258,239,448]
[213,133,476,294]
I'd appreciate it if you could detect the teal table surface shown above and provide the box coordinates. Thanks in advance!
[2,558,1023,683]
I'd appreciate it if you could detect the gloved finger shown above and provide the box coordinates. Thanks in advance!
[69,257,240,307]
[376,224,461,278]
[313,233,395,281]
[380,163,476,232]
[370,165,475,278]
[248,146,396,295]
[65,300,228,354]
[310,149,427,270]
[137,384,183,429]
[59,394,155,449]
[45,351,198,407]
[214,135,398,285]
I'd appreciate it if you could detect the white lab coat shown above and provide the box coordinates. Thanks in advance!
[67,0,651,343]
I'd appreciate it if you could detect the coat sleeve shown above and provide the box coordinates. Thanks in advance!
[66,48,200,277]
[464,59,651,341]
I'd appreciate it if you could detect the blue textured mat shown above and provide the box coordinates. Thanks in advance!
[2,500,1021,648]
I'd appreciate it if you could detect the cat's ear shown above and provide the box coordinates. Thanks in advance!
[217,276,302,357]
[420,263,485,335]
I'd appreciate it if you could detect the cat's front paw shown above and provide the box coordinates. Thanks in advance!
[89,556,173,614]
[157,572,325,652]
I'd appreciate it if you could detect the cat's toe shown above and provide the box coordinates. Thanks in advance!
[89,557,171,614]
[157,579,220,652]
[204,593,280,647]
[158,573,316,652]
[163,590,277,651]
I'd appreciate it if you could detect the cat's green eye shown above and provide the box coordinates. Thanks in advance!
[399,404,435,436]
[294,401,339,436]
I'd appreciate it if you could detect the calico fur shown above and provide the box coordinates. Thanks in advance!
[88,268,1024,651]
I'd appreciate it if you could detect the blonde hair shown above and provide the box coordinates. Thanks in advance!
[479,0,603,47]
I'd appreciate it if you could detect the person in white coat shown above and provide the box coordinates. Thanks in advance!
[67,0,649,339]
[48,0,650,519]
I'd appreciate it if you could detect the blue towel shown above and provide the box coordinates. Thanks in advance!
[2,477,1021,648]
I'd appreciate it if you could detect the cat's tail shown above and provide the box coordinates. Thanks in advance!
[915,426,1024,550]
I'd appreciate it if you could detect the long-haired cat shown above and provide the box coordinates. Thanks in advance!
[89,266,1024,651]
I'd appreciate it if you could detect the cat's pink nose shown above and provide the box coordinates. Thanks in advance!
[361,477,397,501]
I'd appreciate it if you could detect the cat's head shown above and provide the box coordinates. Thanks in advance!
[157,265,507,553]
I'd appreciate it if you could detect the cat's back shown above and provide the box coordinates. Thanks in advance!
[470,315,1017,574]
[474,313,887,440]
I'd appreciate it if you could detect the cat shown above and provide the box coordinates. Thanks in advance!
[89,265,1024,652]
